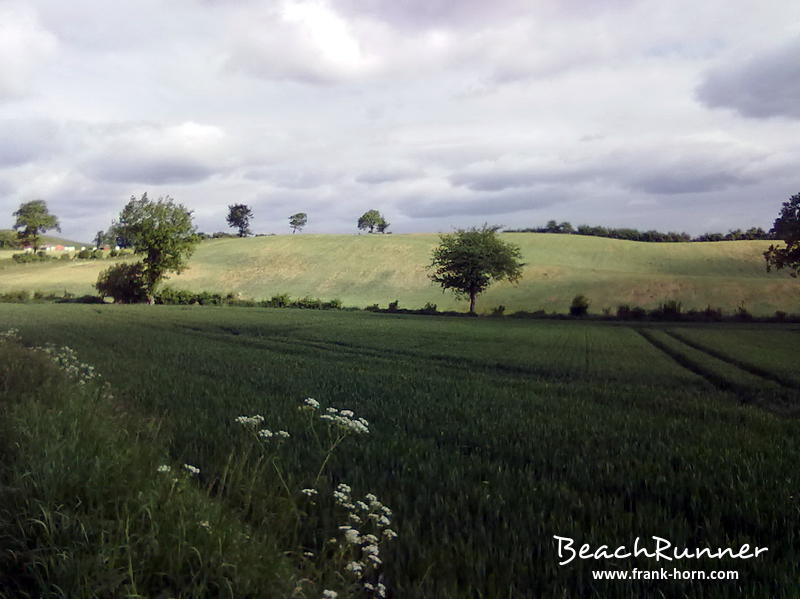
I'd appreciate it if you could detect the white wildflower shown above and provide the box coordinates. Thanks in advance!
[383,528,398,540]
[322,591,338,599]
[302,397,320,410]
[234,414,265,427]
[339,409,354,417]
[183,464,200,476]
[348,513,362,523]
[344,529,362,544]
[198,520,211,531]
[157,464,171,473]
[362,544,379,557]
[276,430,290,438]
[376,582,386,598]
[345,561,364,575]
[301,488,318,497]
[258,429,274,439]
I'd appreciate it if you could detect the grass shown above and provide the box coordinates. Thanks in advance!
[1,304,799,597]
[1,233,798,314]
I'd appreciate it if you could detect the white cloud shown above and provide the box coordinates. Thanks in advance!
[0,3,57,99]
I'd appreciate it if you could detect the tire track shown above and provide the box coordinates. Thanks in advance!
[664,329,798,390]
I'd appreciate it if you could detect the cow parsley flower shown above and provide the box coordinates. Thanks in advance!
[301,488,318,497]
[183,464,200,476]
[157,464,171,473]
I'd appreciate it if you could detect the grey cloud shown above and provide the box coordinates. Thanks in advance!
[0,120,61,166]
[626,168,750,195]
[696,38,800,119]
[356,167,420,184]
[400,189,560,218]
[243,167,339,189]
[86,157,215,185]
[450,162,599,191]
[332,0,528,29]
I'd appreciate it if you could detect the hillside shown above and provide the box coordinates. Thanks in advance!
[0,229,88,249]
[0,233,798,314]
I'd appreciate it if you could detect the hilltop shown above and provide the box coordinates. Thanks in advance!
[0,233,797,314]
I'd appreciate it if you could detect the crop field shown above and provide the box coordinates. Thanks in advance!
[1,304,799,597]
[1,233,798,314]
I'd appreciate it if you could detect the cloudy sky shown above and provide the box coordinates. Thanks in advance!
[0,0,798,241]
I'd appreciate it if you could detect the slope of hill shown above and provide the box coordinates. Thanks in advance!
[0,230,88,252]
[0,233,797,314]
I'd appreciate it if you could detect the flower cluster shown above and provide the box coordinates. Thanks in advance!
[235,414,290,442]
[33,343,100,385]
[183,464,200,476]
[234,414,265,427]
[0,328,20,342]
[319,407,370,435]
[333,484,395,598]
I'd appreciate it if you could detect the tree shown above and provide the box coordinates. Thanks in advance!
[227,204,254,237]
[0,230,19,249]
[95,263,148,303]
[289,212,308,234]
[112,193,198,302]
[357,209,388,233]
[428,224,524,314]
[94,230,107,248]
[12,200,60,248]
[765,192,800,277]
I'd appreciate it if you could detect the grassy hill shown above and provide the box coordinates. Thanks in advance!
[0,229,88,252]
[0,233,798,314]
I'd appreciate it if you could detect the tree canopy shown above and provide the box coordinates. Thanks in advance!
[227,204,254,237]
[357,210,389,234]
[111,193,198,302]
[12,200,60,248]
[428,224,524,314]
[765,192,800,277]
[289,212,308,233]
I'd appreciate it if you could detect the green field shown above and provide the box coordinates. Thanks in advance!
[1,234,798,314]
[1,304,798,597]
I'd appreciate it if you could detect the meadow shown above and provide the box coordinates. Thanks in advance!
[1,233,798,314]
[1,303,799,598]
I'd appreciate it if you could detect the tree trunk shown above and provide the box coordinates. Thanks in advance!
[469,292,476,314]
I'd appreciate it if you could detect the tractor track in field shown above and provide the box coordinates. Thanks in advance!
[634,328,739,394]
[663,330,798,390]
[635,328,800,416]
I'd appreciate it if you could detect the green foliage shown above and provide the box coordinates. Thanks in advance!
[226,204,254,237]
[3,308,800,597]
[357,209,388,233]
[114,193,199,301]
[11,252,53,264]
[289,212,308,234]
[12,200,60,248]
[764,192,800,277]
[95,263,149,303]
[428,225,524,314]
[0,230,18,249]
[569,294,589,316]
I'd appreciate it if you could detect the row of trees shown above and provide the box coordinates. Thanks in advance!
[225,205,389,237]
[508,220,773,242]
[6,192,800,313]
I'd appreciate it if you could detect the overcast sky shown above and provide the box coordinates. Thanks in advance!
[0,0,798,241]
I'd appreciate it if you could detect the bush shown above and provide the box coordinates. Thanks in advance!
[735,303,753,321]
[322,298,343,310]
[268,293,292,308]
[77,249,92,259]
[59,252,72,260]
[650,300,682,320]
[775,310,788,322]
[387,299,399,312]
[422,302,438,314]
[491,305,506,316]
[12,252,51,264]
[95,263,148,303]
[109,249,119,257]
[365,304,381,312]
[294,296,323,310]
[569,295,590,317]
[0,290,31,303]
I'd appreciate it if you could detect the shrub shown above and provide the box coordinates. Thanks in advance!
[156,287,196,305]
[365,304,381,312]
[109,249,119,258]
[650,300,682,320]
[569,295,590,317]
[735,303,753,321]
[387,299,399,312]
[77,249,92,259]
[59,252,72,260]
[95,263,148,303]
[268,293,292,308]
[775,310,788,322]
[491,305,506,316]
[322,298,343,310]
[12,252,51,264]
[295,296,323,310]
[0,290,31,303]
[422,302,438,314]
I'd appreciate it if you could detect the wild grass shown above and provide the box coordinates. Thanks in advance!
[1,305,799,597]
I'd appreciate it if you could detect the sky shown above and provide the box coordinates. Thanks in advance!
[0,0,798,241]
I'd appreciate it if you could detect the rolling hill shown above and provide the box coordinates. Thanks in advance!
[0,233,798,314]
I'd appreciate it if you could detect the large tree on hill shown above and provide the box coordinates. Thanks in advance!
[358,209,388,233]
[428,224,524,314]
[289,212,307,233]
[227,204,254,237]
[12,200,60,248]
[765,192,800,277]
[109,193,198,302]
